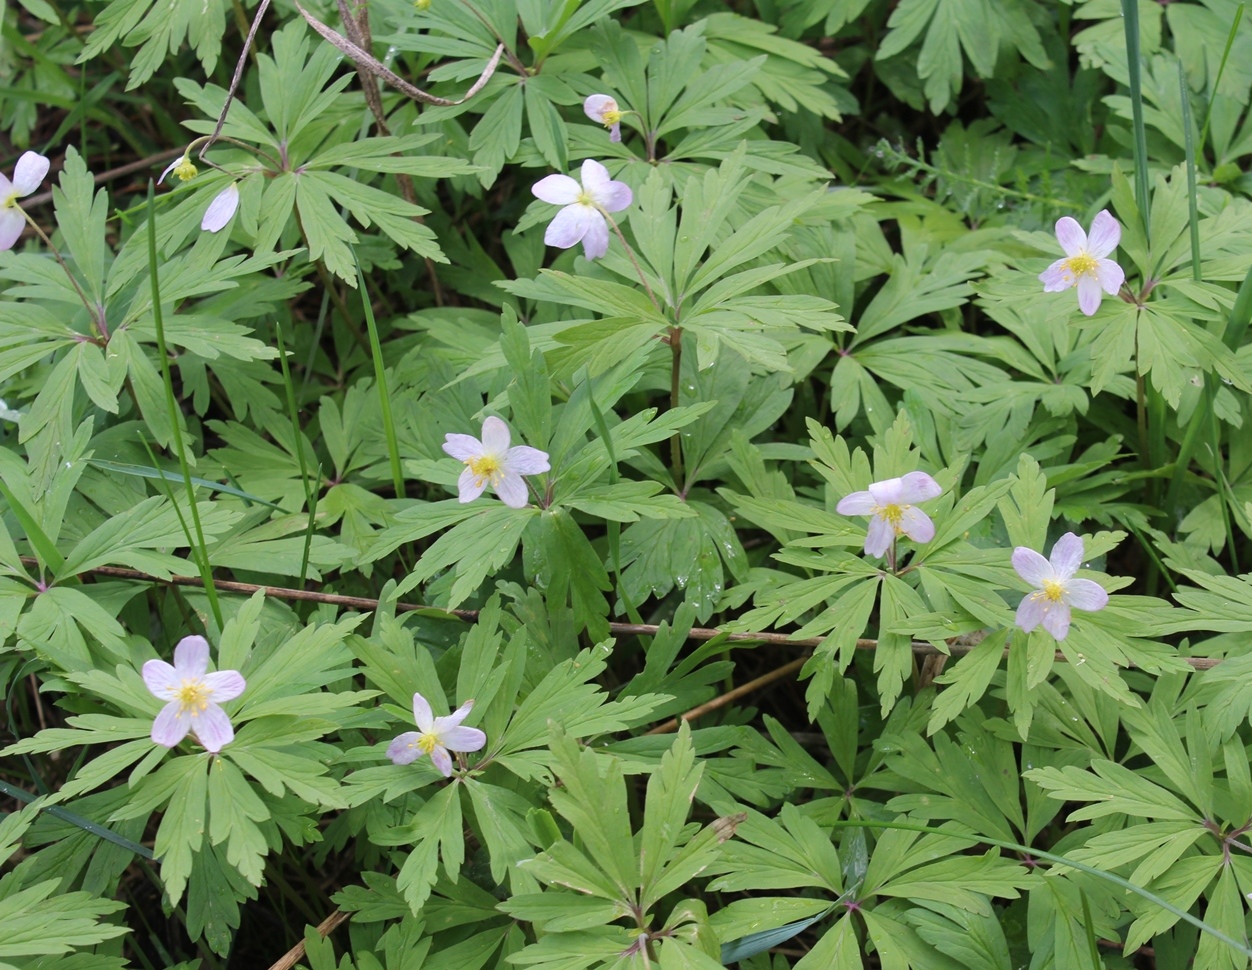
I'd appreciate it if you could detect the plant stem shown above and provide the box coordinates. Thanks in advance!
[668,326,683,485]
[18,208,105,336]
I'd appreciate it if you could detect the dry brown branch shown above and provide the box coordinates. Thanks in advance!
[266,909,350,970]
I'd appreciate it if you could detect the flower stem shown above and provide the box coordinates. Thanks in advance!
[602,211,660,313]
[668,326,684,485]
[18,207,106,338]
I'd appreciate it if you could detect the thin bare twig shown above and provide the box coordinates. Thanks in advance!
[645,656,810,735]
[266,910,350,970]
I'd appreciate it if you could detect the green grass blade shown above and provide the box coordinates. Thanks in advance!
[275,321,318,589]
[353,252,404,499]
[86,459,282,509]
[0,478,64,575]
[0,780,154,860]
[587,384,644,627]
[1199,2,1246,154]
[1120,0,1151,230]
[1180,62,1202,283]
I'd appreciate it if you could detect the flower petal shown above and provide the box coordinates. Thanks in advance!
[836,490,875,515]
[387,732,423,765]
[864,514,894,557]
[1015,593,1046,633]
[1064,578,1109,613]
[1096,257,1124,295]
[1054,216,1087,256]
[142,659,181,698]
[609,122,622,143]
[897,471,941,504]
[493,471,529,508]
[583,94,617,122]
[531,173,582,205]
[1039,258,1075,292]
[595,179,632,213]
[201,183,239,233]
[192,703,235,753]
[505,445,550,476]
[580,158,612,196]
[1048,532,1084,579]
[439,699,474,728]
[0,209,25,251]
[173,636,210,678]
[429,744,453,777]
[480,416,511,455]
[152,702,192,748]
[203,670,246,703]
[897,506,934,544]
[1075,274,1103,316]
[412,692,435,733]
[443,433,483,461]
[159,157,182,185]
[1086,210,1121,258]
[457,466,487,503]
[1011,547,1053,588]
[867,477,905,506]
[1040,602,1072,640]
[580,212,611,260]
[439,725,486,753]
[544,203,594,250]
[11,152,49,197]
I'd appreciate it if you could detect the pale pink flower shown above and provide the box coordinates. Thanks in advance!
[142,635,246,754]
[530,159,632,260]
[0,151,50,251]
[583,94,623,142]
[1012,532,1108,641]
[836,472,942,557]
[442,416,549,508]
[387,692,486,776]
[201,183,240,232]
[1038,210,1125,316]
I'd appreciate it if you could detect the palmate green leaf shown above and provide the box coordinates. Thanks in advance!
[151,756,209,906]
[0,878,128,958]
[1025,760,1199,822]
[390,784,464,914]
[525,507,611,639]
[468,83,524,185]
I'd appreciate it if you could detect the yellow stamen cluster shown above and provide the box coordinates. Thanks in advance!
[172,158,198,182]
[417,733,439,754]
[466,453,504,488]
[600,109,622,127]
[1061,253,1098,280]
[171,679,211,715]
[1041,579,1066,602]
[872,503,908,532]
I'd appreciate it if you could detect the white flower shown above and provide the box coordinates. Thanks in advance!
[836,472,942,557]
[1012,532,1109,641]
[387,692,486,776]
[1038,210,1125,316]
[442,416,550,508]
[583,94,623,142]
[160,153,198,184]
[142,635,246,754]
[0,151,50,251]
[530,159,632,260]
[201,183,240,232]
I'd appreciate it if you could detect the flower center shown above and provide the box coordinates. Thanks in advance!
[171,679,211,714]
[417,732,439,754]
[874,503,906,528]
[2,191,18,209]
[1061,253,1098,278]
[601,109,622,126]
[173,159,198,182]
[1041,579,1066,603]
[466,453,504,487]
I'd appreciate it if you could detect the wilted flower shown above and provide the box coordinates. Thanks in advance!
[1012,532,1108,641]
[531,159,632,260]
[836,472,942,558]
[1039,210,1125,316]
[159,153,198,184]
[387,692,486,776]
[442,416,550,508]
[201,183,240,232]
[0,151,50,251]
[583,94,623,142]
[142,635,246,754]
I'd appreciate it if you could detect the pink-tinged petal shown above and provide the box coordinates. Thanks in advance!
[1054,216,1087,256]
[531,173,582,205]
[439,725,486,752]
[158,158,182,185]
[412,692,435,733]
[192,703,235,753]
[457,466,487,503]
[11,152,49,196]
[583,94,617,122]
[152,702,192,747]
[1015,593,1046,633]
[1039,258,1075,292]
[836,490,875,515]
[504,445,550,476]
[580,158,612,196]
[580,213,611,260]
[443,433,484,461]
[1040,602,1072,641]
[429,744,454,776]
[387,732,423,765]
[1075,275,1103,316]
[1011,547,1053,588]
[1086,210,1121,259]
[594,179,632,213]
[1096,258,1124,295]
[897,471,941,504]
[1064,578,1108,612]
[897,506,934,544]
[439,699,474,729]
[545,203,595,250]
[867,477,906,506]
[173,636,210,678]
[142,658,181,698]
[0,209,25,251]
[201,183,239,232]
[480,416,511,455]
[493,471,529,508]
[1048,532,1084,580]
[609,122,622,143]
[203,670,245,703]
[864,514,894,557]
